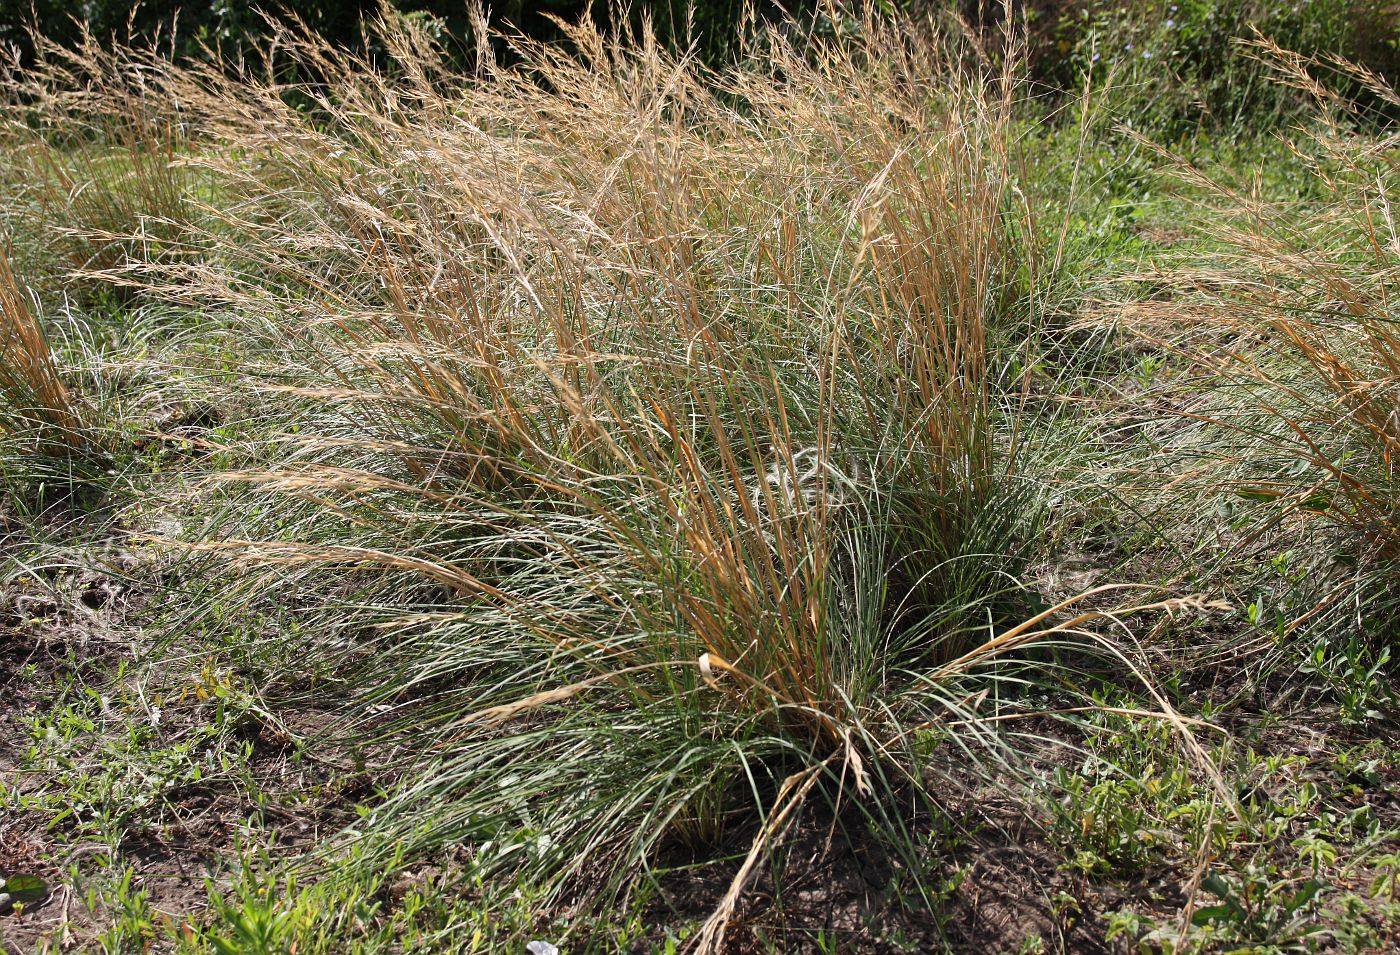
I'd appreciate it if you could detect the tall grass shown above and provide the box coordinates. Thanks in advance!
[0,30,202,298]
[1123,39,1400,637]
[2,6,1222,945]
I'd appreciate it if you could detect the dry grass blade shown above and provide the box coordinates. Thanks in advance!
[691,757,832,955]
[0,243,85,452]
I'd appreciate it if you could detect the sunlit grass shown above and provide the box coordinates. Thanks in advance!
[11,4,1398,952]
[0,9,1213,943]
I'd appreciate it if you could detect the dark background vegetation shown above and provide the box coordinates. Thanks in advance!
[4,1,1398,128]
[1,0,807,65]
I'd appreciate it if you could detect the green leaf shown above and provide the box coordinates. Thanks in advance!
[3,874,50,905]
[1201,871,1234,900]
[1191,904,1237,926]
[1287,880,1326,912]
[1299,492,1333,512]
[1199,872,1246,918]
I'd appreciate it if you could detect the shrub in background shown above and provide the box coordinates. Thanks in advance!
[0,0,817,68]
[1035,0,1400,135]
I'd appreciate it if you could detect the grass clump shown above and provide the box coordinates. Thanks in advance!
[40,8,1203,945]
[0,246,80,451]
[0,243,108,490]
[0,31,205,301]
[8,4,1400,954]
